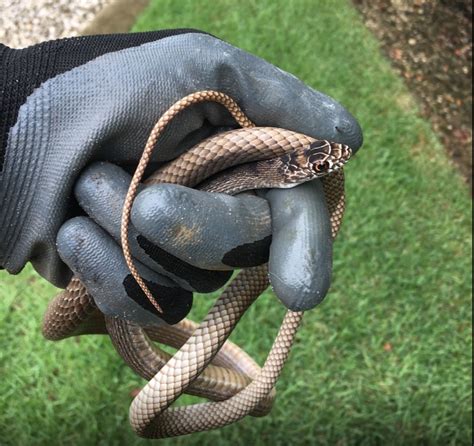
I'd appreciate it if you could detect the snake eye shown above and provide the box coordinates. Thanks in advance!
[313,161,330,173]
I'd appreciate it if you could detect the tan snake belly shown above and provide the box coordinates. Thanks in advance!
[42,91,347,438]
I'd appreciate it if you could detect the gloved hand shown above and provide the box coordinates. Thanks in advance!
[0,30,362,323]
[56,161,336,325]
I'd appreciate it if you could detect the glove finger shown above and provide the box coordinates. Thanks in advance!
[106,33,363,156]
[74,162,232,292]
[133,178,333,311]
[263,180,333,311]
[56,216,192,326]
[131,184,272,271]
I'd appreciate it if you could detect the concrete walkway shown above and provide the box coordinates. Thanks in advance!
[0,0,149,48]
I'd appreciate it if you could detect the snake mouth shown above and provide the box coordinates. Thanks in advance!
[333,145,352,170]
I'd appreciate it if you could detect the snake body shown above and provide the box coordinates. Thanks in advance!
[42,91,350,438]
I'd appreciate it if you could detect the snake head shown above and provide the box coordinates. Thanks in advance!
[281,139,352,185]
[305,140,352,176]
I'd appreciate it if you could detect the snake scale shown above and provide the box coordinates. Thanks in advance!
[42,91,351,438]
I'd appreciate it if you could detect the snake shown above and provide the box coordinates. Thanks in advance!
[42,91,351,438]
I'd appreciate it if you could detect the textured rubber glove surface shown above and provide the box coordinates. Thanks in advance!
[0,32,362,287]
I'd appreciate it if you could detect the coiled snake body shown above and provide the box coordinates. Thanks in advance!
[42,91,351,438]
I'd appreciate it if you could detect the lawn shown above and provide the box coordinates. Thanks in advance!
[0,0,471,445]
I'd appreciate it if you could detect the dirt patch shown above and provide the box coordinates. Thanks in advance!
[353,0,472,189]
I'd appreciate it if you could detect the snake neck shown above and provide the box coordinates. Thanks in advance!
[198,158,297,195]
[145,127,315,188]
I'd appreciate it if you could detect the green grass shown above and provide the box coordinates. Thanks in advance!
[0,0,472,444]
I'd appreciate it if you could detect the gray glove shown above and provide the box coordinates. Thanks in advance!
[0,31,362,323]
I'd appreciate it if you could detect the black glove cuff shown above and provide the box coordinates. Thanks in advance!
[0,30,206,172]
